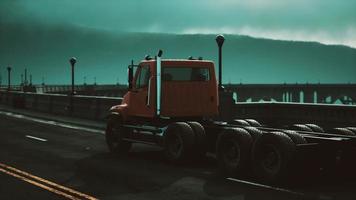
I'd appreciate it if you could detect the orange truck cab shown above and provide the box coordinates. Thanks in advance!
[110,55,219,122]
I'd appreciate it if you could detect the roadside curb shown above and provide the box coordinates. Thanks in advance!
[0,105,106,131]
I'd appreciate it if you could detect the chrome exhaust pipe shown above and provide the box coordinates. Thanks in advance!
[156,50,163,116]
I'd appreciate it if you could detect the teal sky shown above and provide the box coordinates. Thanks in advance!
[0,0,355,85]
[1,0,356,48]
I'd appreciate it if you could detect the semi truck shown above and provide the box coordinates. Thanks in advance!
[105,35,356,183]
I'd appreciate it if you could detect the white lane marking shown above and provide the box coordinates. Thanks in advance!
[227,177,305,196]
[25,135,48,142]
[228,178,334,199]
[0,111,104,135]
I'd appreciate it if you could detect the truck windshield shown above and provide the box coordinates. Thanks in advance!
[135,65,150,88]
[162,67,210,81]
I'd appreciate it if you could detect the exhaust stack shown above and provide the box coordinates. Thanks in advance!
[156,50,163,116]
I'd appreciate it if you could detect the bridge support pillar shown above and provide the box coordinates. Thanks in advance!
[317,93,325,103]
[287,92,292,102]
[304,90,314,103]
[291,91,300,102]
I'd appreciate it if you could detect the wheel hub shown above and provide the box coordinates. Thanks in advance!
[223,141,240,166]
[168,135,183,157]
[261,145,281,174]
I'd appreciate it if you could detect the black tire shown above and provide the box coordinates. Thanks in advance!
[252,131,296,183]
[332,128,355,136]
[346,127,356,134]
[245,119,262,127]
[305,124,324,133]
[187,121,207,158]
[290,124,313,132]
[164,122,195,163]
[243,126,263,141]
[105,118,132,155]
[231,119,250,127]
[283,130,307,144]
[216,128,253,176]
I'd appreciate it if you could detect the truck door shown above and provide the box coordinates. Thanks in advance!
[129,65,155,118]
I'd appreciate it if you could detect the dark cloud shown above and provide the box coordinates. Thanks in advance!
[1,0,355,47]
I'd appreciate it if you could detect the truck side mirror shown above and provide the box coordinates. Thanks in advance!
[128,65,133,90]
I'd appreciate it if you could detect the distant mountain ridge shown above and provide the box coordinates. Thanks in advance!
[1,22,355,85]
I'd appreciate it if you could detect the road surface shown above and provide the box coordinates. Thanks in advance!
[0,111,355,200]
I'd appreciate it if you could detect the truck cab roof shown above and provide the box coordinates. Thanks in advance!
[139,59,214,66]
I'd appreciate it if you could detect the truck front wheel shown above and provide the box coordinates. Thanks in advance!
[106,120,132,156]
[164,122,195,163]
[187,121,207,159]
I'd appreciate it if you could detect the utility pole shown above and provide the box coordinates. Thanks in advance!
[0,67,2,89]
[7,66,11,91]
[24,68,28,85]
[0,68,2,88]
[69,57,77,95]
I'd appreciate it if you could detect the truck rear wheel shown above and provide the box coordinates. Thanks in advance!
[231,119,250,127]
[245,119,262,127]
[164,122,195,163]
[106,120,132,156]
[243,126,263,141]
[346,127,356,134]
[333,128,355,136]
[283,130,307,144]
[252,131,296,183]
[187,121,207,158]
[216,128,252,177]
[290,124,313,132]
[305,124,324,133]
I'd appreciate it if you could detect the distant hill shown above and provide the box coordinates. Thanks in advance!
[1,22,355,85]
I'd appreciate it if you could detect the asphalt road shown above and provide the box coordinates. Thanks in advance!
[0,112,356,200]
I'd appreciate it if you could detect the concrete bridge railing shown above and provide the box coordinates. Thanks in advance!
[0,91,355,128]
[3,83,356,104]
[0,91,122,121]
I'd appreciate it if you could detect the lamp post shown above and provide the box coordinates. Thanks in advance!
[69,57,77,95]
[0,69,2,88]
[7,66,11,91]
[0,67,2,89]
[24,68,28,85]
[215,35,225,91]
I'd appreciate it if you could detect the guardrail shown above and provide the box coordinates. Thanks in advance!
[234,102,356,128]
[0,91,355,128]
[0,91,122,121]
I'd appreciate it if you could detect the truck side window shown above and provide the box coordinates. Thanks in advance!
[162,67,210,81]
[135,65,150,89]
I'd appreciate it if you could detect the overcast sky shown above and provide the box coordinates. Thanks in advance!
[1,0,356,47]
